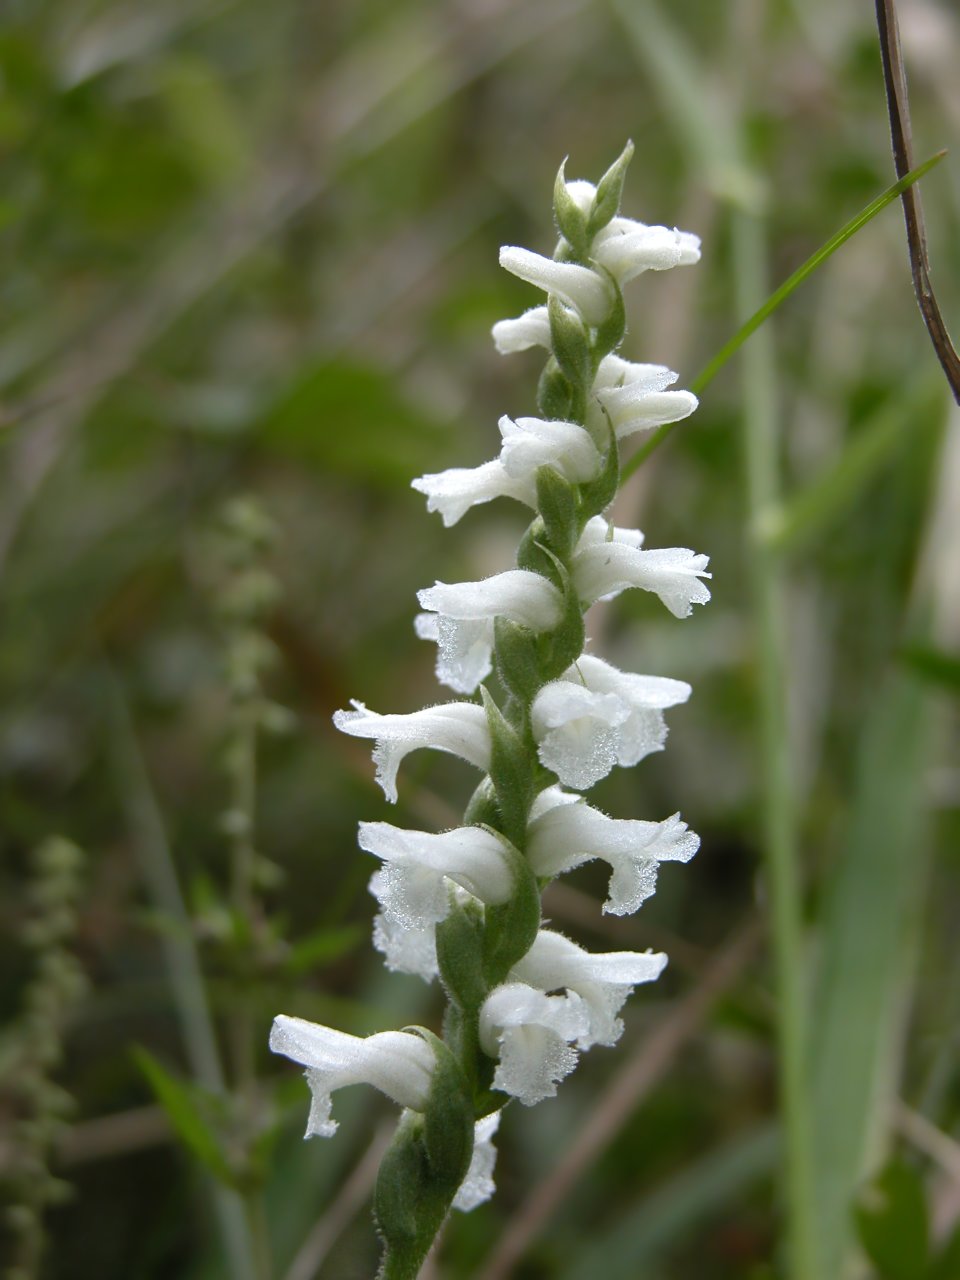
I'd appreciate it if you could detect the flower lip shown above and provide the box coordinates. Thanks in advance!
[492,306,551,355]
[453,1112,502,1212]
[573,518,711,618]
[531,654,691,789]
[479,982,589,1106]
[499,246,613,326]
[269,1015,436,1137]
[527,786,699,915]
[416,570,563,694]
[498,415,600,484]
[333,700,491,802]
[411,459,533,527]
[509,929,668,1048]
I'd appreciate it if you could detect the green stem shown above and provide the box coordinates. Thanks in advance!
[229,697,273,1280]
[108,672,258,1280]
[733,211,818,1280]
[230,701,259,1099]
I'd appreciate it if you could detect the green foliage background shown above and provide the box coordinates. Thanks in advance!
[1,0,958,1277]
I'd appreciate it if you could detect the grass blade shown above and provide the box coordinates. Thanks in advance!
[622,150,947,481]
[811,665,934,1277]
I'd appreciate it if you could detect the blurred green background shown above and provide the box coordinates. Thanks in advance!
[1,0,958,1277]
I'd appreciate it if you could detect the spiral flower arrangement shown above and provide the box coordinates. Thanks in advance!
[270,142,709,1279]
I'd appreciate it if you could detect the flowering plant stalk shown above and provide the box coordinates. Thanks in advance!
[269,142,709,1279]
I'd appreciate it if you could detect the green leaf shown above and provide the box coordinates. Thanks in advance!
[535,464,579,559]
[553,157,589,258]
[480,686,533,848]
[132,1046,236,1188]
[578,412,620,517]
[854,1161,929,1280]
[899,645,960,695]
[481,841,541,987]
[436,893,487,1013]
[494,616,542,703]
[928,1220,960,1280]
[548,293,591,390]
[592,274,626,361]
[811,666,934,1276]
[537,360,574,420]
[585,139,634,239]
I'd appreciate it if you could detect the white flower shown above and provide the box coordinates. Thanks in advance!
[498,415,600,485]
[479,982,590,1105]
[591,216,701,285]
[492,306,551,354]
[333,701,491,803]
[269,1015,435,1138]
[411,459,531,528]
[499,246,613,327]
[453,1112,501,1212]
[573,516,711,619]
[360,821,516,979]
[510,930,667,1048]
[590,354,698,440]
[528,786,700,915]
[531,653,691,789]
[417,569,563,694]
[411,417,598,531]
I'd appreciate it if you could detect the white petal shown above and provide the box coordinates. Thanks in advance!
[418,571,561,629]
[531,656,691,789]
[333,701,491,803]
[510,931,667,1048]
[411,459,534,527]
[574,654,691,767]
[414,612,438,642]
[269,1016,435,1136]
[593,354,678,395]
[531,681,629,789]
[453,1112,501,1212]
[573,523,711,618]
[592,385,699,440]
[564,178,596,214]
[591,217,701,285]
[497,415,600,485]
[479,983,589,1105]
[359,822,515,906]
[499,246,613,326]
[577,514,644,549]
[529,783,582,822]
[417,571,563,694]
[492,306,551,354]
[371,910,440,981]
[526,790,699,914]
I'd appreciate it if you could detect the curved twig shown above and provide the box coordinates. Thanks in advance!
[875,0,960,402]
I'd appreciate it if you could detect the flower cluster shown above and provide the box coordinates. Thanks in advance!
[269,144,707,1273]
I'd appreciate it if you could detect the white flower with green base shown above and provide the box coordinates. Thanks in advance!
[270,143,706,1280]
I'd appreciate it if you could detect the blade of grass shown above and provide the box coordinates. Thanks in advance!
[609,0,761,208]
[811,663,934,1277]
[734,210,819,1280]
[559,1123,779,1280]
[107,670,257,1280]
[622,150,947,482]
[763,375,945,556]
